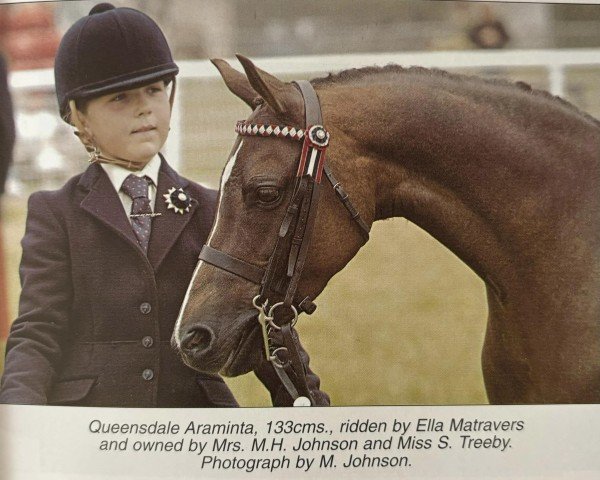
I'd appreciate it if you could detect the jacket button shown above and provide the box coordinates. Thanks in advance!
[141,336,154,348]
[142,369,154,381]
[139,302,152,314]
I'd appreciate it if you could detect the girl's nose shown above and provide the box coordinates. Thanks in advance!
[136,93,152,116]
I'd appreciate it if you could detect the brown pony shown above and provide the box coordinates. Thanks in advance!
[172,55,600,404]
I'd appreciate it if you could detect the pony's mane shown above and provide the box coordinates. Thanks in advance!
[312,64,600,128]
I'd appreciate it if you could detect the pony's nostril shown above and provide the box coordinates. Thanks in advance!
[181,326,214,355]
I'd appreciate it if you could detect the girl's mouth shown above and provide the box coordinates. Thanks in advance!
[132,125,156,134]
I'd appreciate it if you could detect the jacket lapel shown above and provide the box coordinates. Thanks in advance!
[78,163,141,250]
[147,157,198,271]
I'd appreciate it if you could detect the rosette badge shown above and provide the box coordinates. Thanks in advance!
[163,187,192,214]
[307,125,329,147]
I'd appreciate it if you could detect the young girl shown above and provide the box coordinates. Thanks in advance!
[0,3,327,407]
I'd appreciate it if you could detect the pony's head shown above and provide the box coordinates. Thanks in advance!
[172,56,370,376]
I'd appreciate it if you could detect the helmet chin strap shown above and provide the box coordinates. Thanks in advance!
[68,78,177,172]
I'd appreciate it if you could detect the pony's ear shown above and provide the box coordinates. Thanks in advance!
[236,54,298,116]
[210,58,258,109]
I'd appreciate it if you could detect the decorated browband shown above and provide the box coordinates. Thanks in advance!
[235,121,330,183]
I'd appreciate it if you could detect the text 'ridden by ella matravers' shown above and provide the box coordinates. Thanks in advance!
[88,416,526,473]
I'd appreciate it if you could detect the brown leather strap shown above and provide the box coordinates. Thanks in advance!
[199,245,264,284]
[286,191,309,277]
[295,80,323,125]
[284,180,322,307]
[281,323,312,400]
[323,165,370,241]
[259,82,324,311]
[296,80,370,243]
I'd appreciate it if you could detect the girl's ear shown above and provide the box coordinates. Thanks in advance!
[69,100,95,146]
[69,100,91,132]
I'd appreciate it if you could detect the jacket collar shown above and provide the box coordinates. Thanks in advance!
[148,156,196,270]
[77,154,190,192]
[78,154,197,271]
[79,162,140,253]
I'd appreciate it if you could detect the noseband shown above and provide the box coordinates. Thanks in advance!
[198,80,370,405]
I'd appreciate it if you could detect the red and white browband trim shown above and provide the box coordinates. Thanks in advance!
[235,121,330,183]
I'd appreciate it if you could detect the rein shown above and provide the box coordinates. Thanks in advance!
[199,80,370,405]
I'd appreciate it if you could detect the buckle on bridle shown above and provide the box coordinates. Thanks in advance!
[270,347,289,367]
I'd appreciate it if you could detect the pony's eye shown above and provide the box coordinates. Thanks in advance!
[256,186,280,205]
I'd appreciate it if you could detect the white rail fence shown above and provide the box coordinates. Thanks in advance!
[8,48,600,189]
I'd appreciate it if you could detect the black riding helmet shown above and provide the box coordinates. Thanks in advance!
[54,3,179,122]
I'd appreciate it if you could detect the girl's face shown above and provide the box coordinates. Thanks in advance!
[79,81,171,168]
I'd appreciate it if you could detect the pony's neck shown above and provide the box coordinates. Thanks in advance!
[321,74,599,304]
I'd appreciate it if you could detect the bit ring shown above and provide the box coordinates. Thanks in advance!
[266,302,298,330]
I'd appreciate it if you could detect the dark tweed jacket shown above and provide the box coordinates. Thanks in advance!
[0,157,328,407]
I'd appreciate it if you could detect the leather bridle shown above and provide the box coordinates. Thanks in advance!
[198,80,370,405]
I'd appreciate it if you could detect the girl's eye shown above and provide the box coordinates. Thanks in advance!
[148,85,164,94]
[111,93,126,102]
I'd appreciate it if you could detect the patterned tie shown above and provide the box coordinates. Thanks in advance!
[121,174,153,253]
